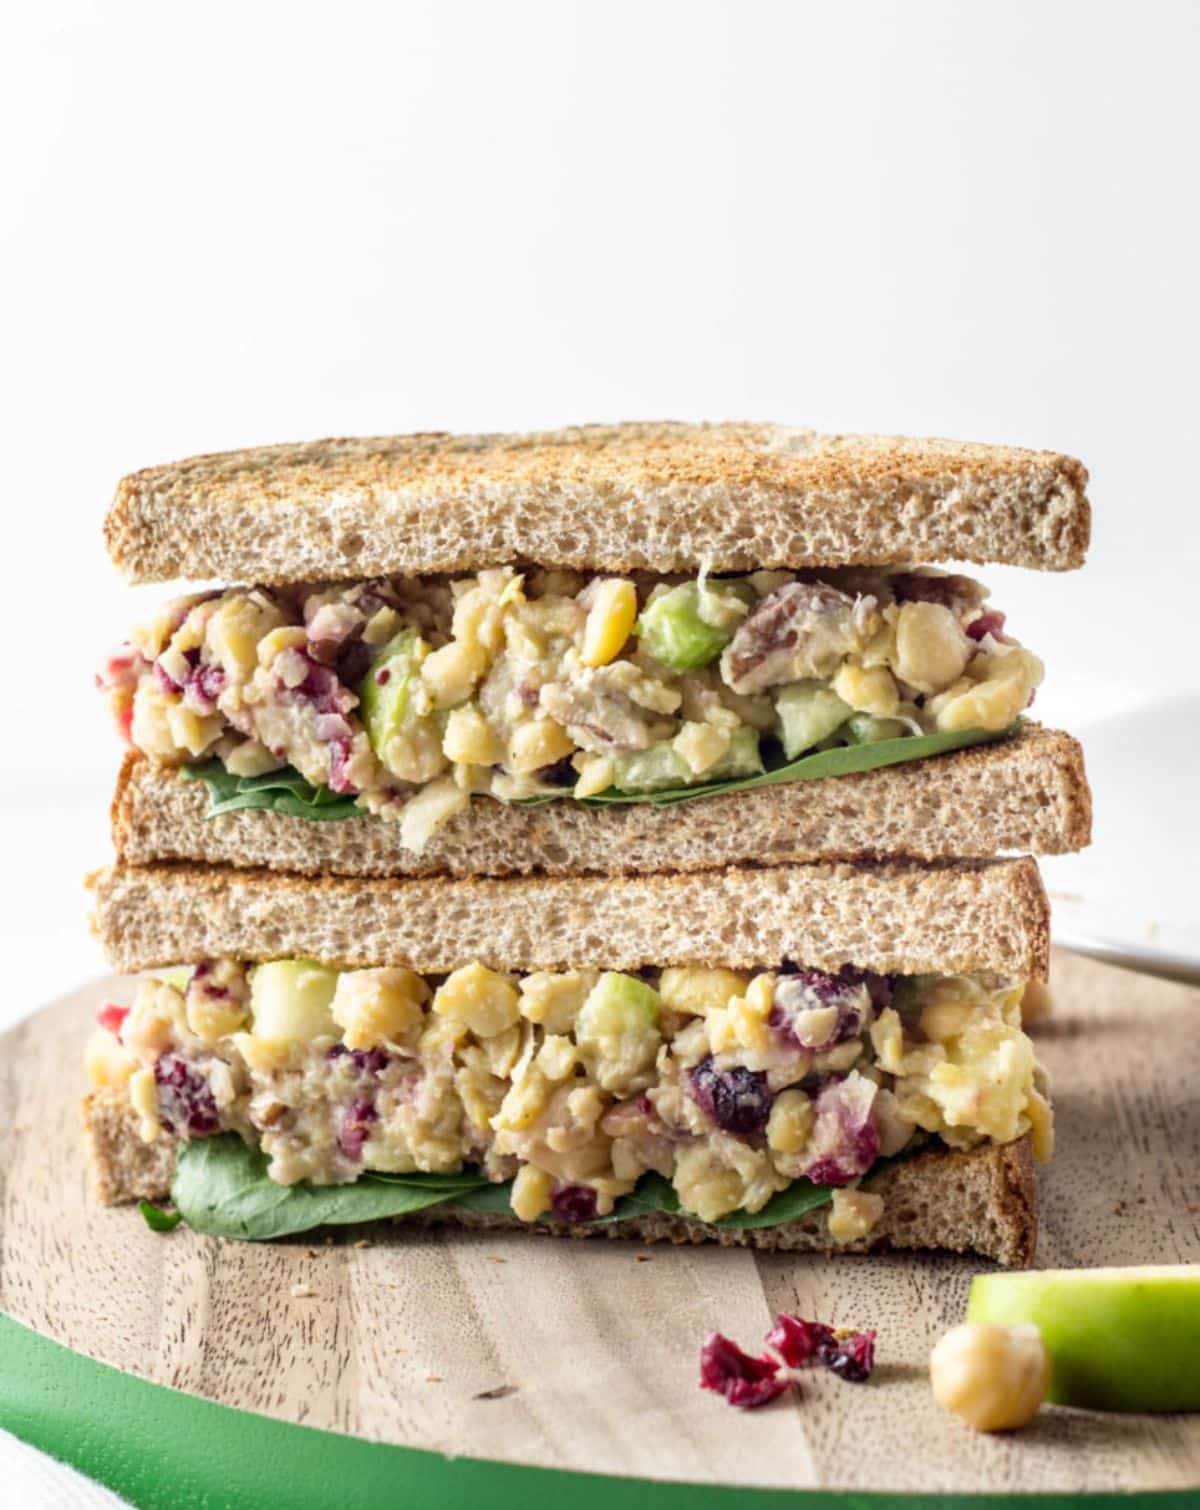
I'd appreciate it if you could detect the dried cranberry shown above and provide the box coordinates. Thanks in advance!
[294,657,346,716]
[550,1184,599,1222]
[699,1333,789,1409]
[765,1313,877,1382]
[96,1002,129,1035]
[765,1314,834,1368]
[801,1075,880,1185]
[857,970,894,1015]
[688,1056,775,1134]
[328,736,357,794]
[326,1044,390,1077]
[353,579,401,620]
[154,1053,220,1136]
[890,572,985,613]
[353,1047,389,1075]
[188,661,226,711]
[152,660,182,694]
[336,639,373,690]
[966,610,1007,642]
[337,1098,379,1159]
[771,971,869,1052]
[96,644,145,698]
[820,1329,877,1382]
[534,756,576,786]
[188,961,228,1002]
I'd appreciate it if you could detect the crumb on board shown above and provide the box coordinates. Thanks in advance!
[635,1253,652,1262]
[290,1283,317,1299]
[426,1374,443,1383]
[485,1255,506,1264]
[354,1239,371,1249]
[474,1384,518,1401]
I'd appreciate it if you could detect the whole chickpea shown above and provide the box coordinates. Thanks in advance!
[930,1323,1049,1432]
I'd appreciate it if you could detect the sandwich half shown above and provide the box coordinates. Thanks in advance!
[84,857,1051,1265]
[96,423,1091,873]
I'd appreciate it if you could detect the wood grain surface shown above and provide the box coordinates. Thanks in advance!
[1,949,1197,1493]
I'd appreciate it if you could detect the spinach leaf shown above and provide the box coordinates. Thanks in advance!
[171,1136,483,1241]
[138,1200,183,1233]
[534,723,1015,808]
[181,724,1016,824]
[180,763,361,822]
[171,1136,897,1241]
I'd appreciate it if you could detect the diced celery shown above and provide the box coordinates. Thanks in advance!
[845,713,910,744]
[636,581,750,672]
[358,628,425,754]
[775,681,852,759]
[613,726,762,793]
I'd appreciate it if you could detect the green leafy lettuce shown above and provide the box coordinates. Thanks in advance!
[138,1200,183,1232]
[179,763,361,821]
[181,723,1016,822]
[163,1134,846,1242]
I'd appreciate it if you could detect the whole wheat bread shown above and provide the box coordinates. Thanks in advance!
[112,725,1090,880]
[105,422,1090,584]
[88,857,1050,980]
[80,1086,1035,1266]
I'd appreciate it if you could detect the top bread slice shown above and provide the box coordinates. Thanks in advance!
[105,422,1091,583]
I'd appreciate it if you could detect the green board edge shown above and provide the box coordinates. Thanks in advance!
[0,1313,1192,1510]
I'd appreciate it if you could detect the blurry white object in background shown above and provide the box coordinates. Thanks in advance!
[1043,696,1200,981]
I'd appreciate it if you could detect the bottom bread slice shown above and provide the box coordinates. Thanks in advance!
[81,1087,1036,1266]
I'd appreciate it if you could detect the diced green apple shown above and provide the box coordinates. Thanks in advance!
[154,968,193,991]
[249,960,340,1042]
[358,628,425,754]
[613,727,762,794]
[775,681,852,759]
[575,972,661,1089]
[844,712,910,744]
[635,581,751,672]
[967,1265,1200,1412]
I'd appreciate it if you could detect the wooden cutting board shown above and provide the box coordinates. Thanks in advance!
[0,948,1197,1497]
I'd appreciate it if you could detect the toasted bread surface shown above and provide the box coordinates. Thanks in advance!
[105,422,1090,583]
[88,856,1050,980]
[79,1087,1035,1266]
[112,725,1090,879]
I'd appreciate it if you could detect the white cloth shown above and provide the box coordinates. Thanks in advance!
[0,1430,130,1509]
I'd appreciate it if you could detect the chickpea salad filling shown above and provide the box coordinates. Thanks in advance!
[88,957,1053,1242]
[97,565,1043,851]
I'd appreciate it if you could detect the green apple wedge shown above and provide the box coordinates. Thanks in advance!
[968,1266,1200,1412]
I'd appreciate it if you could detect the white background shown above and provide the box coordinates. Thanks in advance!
[2,0,1199,1018]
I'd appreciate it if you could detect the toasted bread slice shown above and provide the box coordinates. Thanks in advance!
[105,422,1090,584]
[88,857,1050,980]
[80,1086,1036,1266]
[112,724,1090,880]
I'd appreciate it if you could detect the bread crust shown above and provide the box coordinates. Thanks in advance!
[111,724,1091,879]
[104,422,1090,583]
[79,1087,1036,1266]
[87,856,1051,981]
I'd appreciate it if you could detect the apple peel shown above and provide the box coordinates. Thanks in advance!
[968,1264,1200,1413]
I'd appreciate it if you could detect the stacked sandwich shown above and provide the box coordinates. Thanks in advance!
[85,423,1091,1264]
